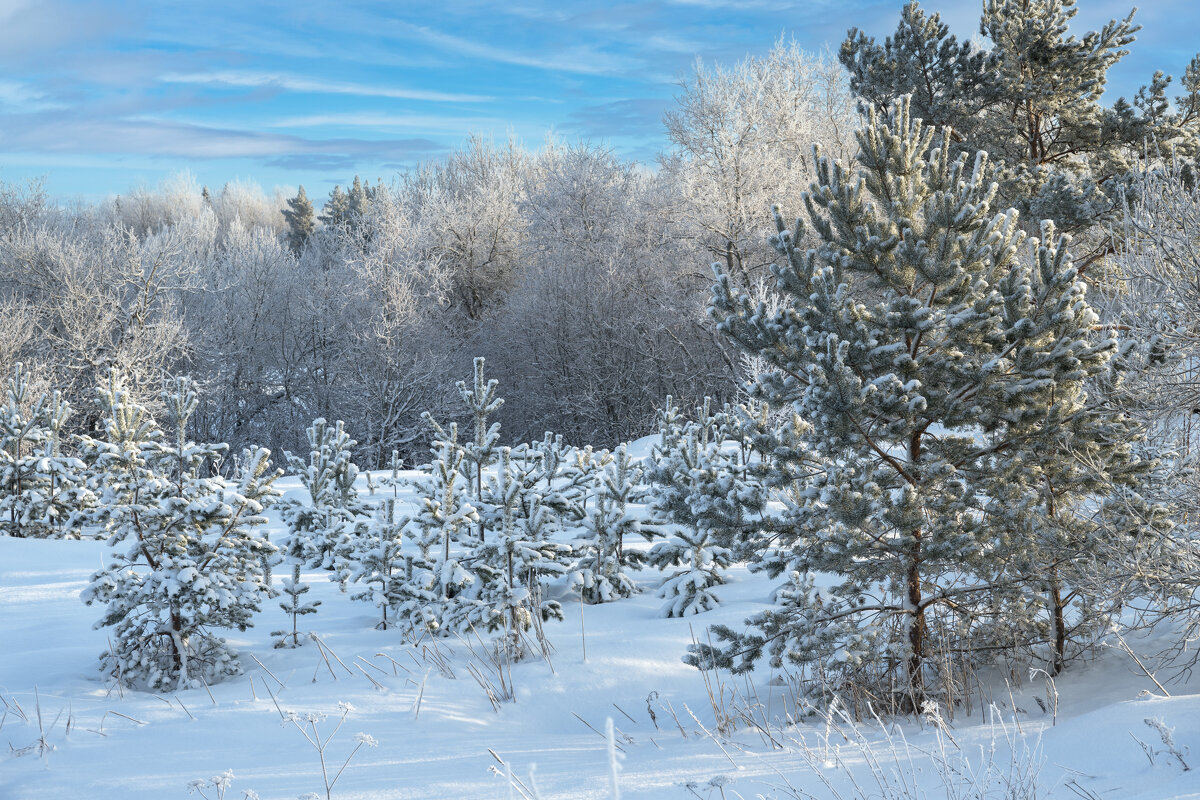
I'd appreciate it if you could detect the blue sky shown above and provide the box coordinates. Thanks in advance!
[1,0,1197,202]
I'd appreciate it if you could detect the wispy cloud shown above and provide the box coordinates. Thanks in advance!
[0,79,65,111]
[270,112,507,133]
[395,21,640,77]
[563,98,671,138]
[0,114,445,165]
[159,71,494,103]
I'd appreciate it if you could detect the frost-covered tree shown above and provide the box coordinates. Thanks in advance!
[571,443,644,604]
[397,421,485,635]
[841,1,1200,264]
[282,418,370,578]
[272,564,320,648]
[320,185,350,228]
[475,447,571,642]
[665,39,857,284]
[81,372,280,690]
[697,98,1128,704]
[0,364,89,537]
[403,136,529,320]
[345,453,410,629]
[282,185,315,254]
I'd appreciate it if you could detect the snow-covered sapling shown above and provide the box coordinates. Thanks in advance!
[82,371,281,690]
[457,356,503,542]
[572,443,644,604]
[282,418,370,581]
[273,564,321,648]
[396,421,485,635]
[476,447,571,643]
[345,452,410,629]
[0,364,91,538]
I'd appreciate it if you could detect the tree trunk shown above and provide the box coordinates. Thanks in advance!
[1049,567,1067,676]
[905,431,926,705]
[906,548,926,704]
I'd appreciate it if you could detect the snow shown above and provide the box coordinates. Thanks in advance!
[1,475,1198,799]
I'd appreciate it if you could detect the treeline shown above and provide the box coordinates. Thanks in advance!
[0,43,854,466]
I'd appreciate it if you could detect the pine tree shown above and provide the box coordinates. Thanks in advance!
[282,418,370,580]
[282,185,316,254]
[645,418,763,617]
[81,372,281,690]
[320,185,350,228]
[272,564,320,648]
[559,444,613,521]
[397,421,485,635]
[841,1,1199,263]
[571,443,644,604]
[0,364,90,537]
[475,447,571,644]
[456,357,503,541]
[987,284,1169,675]
[345,452,410,629]
[347,176,370,225]
[697,98,1126,705]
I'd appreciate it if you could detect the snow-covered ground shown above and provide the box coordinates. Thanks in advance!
[1,470,1197,800]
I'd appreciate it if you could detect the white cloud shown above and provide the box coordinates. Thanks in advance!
[0,79,64,111]
[269,111,506,133]
[395,21,640,76]
[159,71,494,104]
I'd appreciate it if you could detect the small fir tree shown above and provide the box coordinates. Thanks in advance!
[345,452,410,629]
[645,421,763,617]
[272,564,320,648]
[81,372,281,690]
[0,364,90,537]
[571,444,644,604]
[397,421,485,635]
[282,418,370,579]
[457,357,503,541]
[475,447,571,643]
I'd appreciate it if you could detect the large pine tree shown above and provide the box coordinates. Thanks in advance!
[697,98,1135,706]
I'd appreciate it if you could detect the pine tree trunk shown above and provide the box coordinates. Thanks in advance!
[170,613,188,689]
[906,432,926,705]
[906,546,926,704]
[476,464,485,542]
[507,549,519,636]
[1049,567,1067,676]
